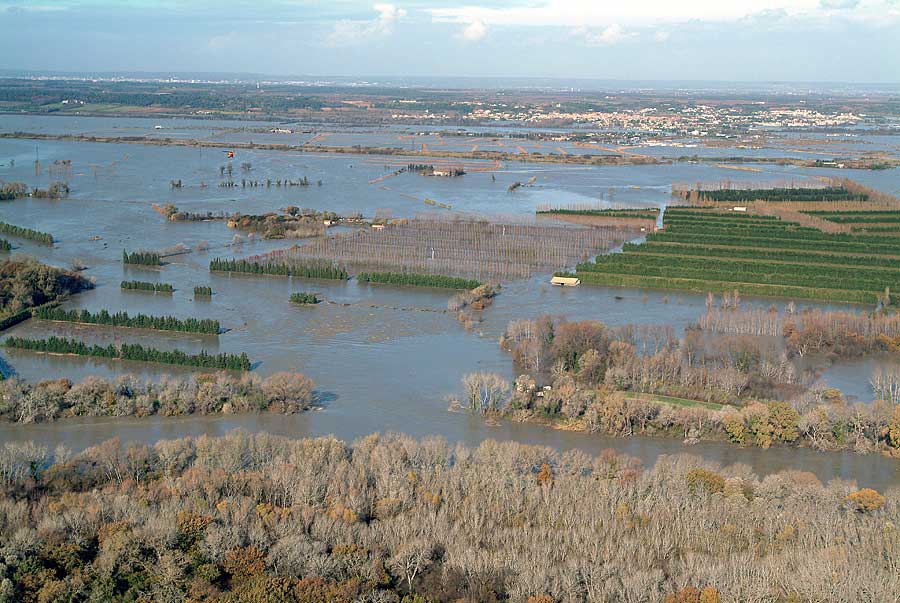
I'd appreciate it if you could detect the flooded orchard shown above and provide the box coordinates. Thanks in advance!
[2,115,900,490]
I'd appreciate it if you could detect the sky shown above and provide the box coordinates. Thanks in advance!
[1,0,898,83]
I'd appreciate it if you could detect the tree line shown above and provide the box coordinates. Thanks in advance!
[0,239,9,252]
[626,241,900,269]
[357,271,482,290]
[4,336,251,371]
[0,432,893,603]
[576,253,900,296]
[121,280,173,293]
[807,210,900,223]
[652,230,900,256]
[122,249,161,266]
[0,221,54,245]
[570,270,879,304]
[675,186,868,203]
[537,207,659,219]
[663,221,900,245]
[698,305,900,359]
[194,285,213,297]
[34,306,220,334]
[0,371,314,423]
[210,257,349,280]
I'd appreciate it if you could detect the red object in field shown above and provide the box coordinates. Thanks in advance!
[225,151,234,158]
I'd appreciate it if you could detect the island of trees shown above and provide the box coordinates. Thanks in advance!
[227,211,325,239]
[465,308,900,456]
[121,280,173,293]
[122,249,162,266]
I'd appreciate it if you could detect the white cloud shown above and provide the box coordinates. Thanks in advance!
[327,3,407,46]
[820,0,860,8]
[654,30,671,42]
[428,0,898,28]
[460,19,488,42]
[4,4,67,12]
[579,24,633,46]
[373,3,406,24]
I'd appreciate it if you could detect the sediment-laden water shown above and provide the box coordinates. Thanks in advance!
[1,114,899,489]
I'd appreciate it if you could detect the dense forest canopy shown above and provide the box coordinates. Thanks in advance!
[0,432,895,603]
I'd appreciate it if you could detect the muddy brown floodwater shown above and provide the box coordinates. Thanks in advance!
[1,115,900,491]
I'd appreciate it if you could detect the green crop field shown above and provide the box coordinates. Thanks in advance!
[570,206,900,304]
[680,186,868,203]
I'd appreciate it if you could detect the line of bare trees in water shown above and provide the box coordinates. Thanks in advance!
[697,303,900,358]
[254,220,636,280]
[0,431,895,603]
[486,314,900,455]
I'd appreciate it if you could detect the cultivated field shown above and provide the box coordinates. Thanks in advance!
[567,205,900,304]
[252,219,638,280]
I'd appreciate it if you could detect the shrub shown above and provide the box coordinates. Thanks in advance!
[289,292,319,305]
[686,469,726,495]
[847,488,886,512]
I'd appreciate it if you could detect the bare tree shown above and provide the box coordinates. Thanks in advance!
[390,540,433,592]
[462,372,510,414]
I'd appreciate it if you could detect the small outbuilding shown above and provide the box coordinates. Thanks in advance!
[551,276,580,287]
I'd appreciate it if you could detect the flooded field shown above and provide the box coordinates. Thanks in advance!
[4,114,898,163]
[2,115,900,489]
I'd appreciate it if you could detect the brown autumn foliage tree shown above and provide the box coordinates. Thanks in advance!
[1,432,897,603]
[847,488,887,513]
[497,315,900,455]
